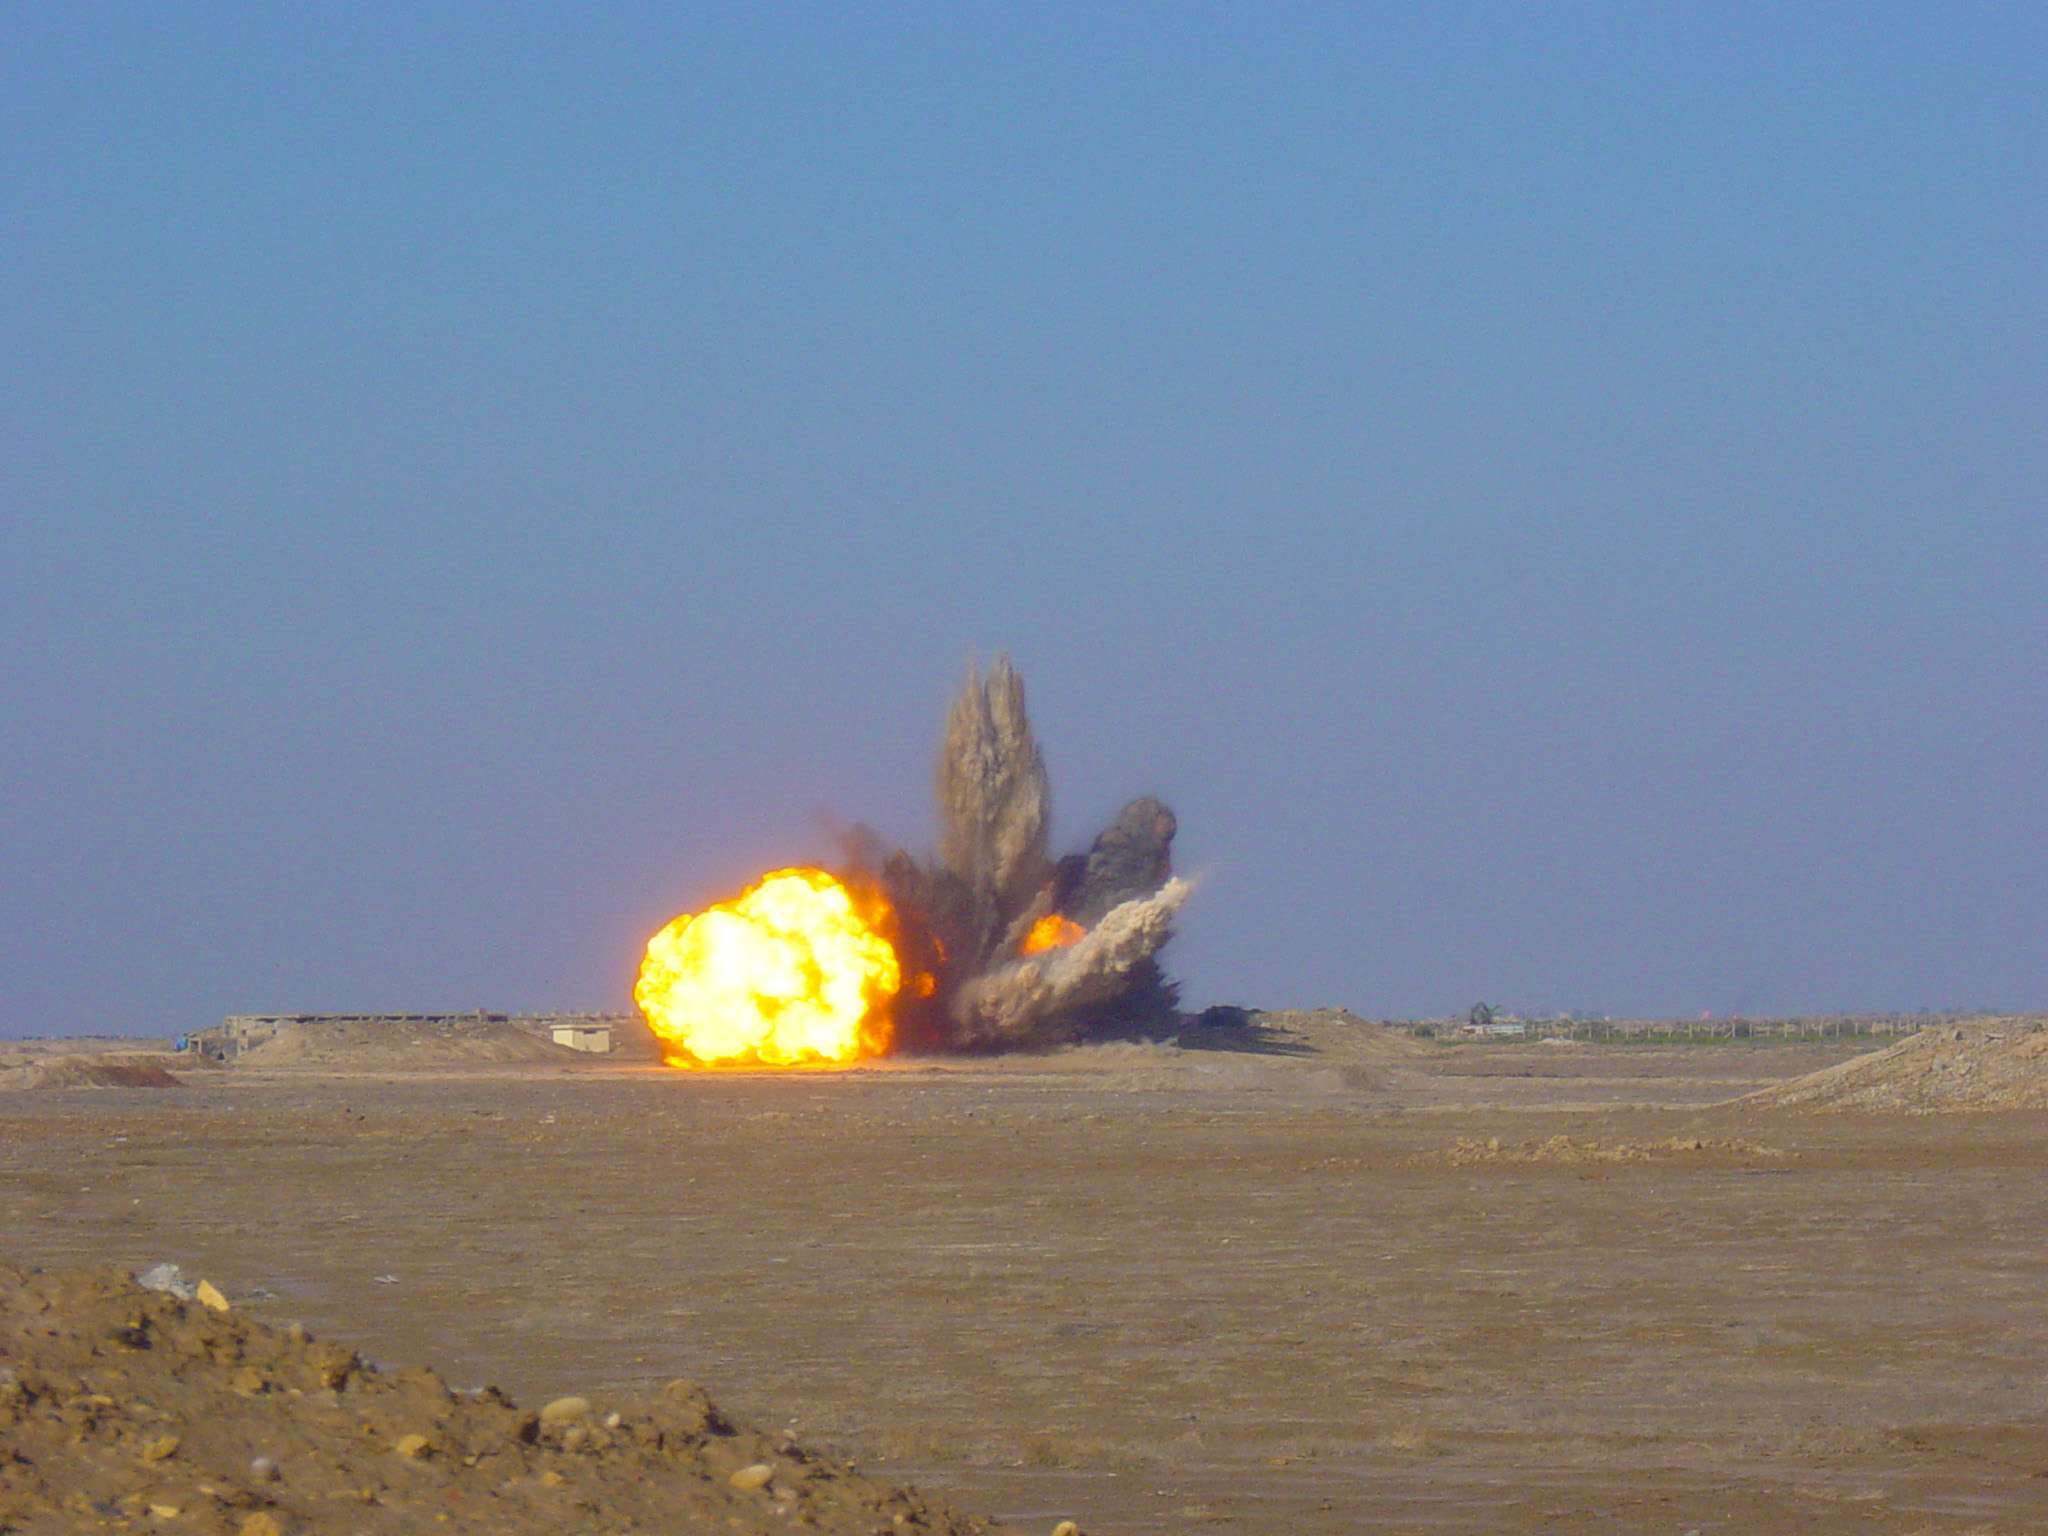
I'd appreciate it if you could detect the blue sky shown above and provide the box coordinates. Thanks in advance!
[3,4,2042,1033]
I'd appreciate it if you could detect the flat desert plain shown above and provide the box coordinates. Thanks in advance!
[5,1016,2047,1534]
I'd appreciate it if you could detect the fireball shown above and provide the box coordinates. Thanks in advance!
[1020,912,1085,955]
[635,868,901,1068]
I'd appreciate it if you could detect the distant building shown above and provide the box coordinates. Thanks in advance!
[550,1023,614,1053]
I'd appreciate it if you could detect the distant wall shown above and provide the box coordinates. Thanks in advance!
[222,1011,509,1034]
[1395,1013,1952,1043]
[196,1010,657,1060]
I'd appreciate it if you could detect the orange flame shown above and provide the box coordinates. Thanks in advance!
[1020,912,1085,955]
[634,868,900,1068]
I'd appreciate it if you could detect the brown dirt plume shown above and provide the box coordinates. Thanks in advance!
[933,654,1052,970]
[0,1263,1015,1536]
[951,878,1190,1048]
[874,654,1186,1050]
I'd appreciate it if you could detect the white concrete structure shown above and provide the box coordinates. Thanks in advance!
[550,1023,614,1053]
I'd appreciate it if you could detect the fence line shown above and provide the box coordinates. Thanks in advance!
[1403,1016,1944,1044]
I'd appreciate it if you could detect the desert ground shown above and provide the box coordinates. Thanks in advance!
[5,1014,2047,1534]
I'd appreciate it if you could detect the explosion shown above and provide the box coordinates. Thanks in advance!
[633,868,900,1068]
[636,655,1189,1065]
[1020,913,1085,954]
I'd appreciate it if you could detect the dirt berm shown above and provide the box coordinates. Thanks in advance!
[236,1019,580,1070]
[0,1056,183,1092]
[0,1264,1019,1536]
[1748,1017,2048,1112]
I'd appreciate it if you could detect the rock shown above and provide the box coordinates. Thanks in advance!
[603,1410,622,1429]
[239,1516,284,1536]
[538,1469,566,1487]
[141,1434,181,1462]
[148,1505,180,1519]
[393,1432,432,1459]
[231,1366,266,1395]
[194,1280,230,1313]
[729,1462,774,1490]
[306,1343,357,1390]
[1052,1523,1081,1536]
[136,1264,195,1300]
[249,1456,279,1482]
[539,1395,590,1424]
[561,1425,588,1452]
[656,1381,721,1436]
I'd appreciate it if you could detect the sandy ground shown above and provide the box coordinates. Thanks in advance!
[4,1020,2046,1534]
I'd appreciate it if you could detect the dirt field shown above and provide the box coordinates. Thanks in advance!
[5,1019,2046,1533]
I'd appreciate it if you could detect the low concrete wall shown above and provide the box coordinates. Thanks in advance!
[195,1011,657,1061]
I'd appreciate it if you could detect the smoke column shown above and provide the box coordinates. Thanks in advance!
[858,656,1187,1051]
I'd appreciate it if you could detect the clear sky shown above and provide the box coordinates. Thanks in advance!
[3,4,2042,1035]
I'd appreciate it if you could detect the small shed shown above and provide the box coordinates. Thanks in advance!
[550,1023,614,1054]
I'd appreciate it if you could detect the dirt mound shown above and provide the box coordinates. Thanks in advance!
[1749,1018,2048,1112]
[1177,1007,1434,1064]
[1439,1134,1786,1166]
[0,1264,1014,1536]
[237,1019,580,1071]
[0,1055,184,1091]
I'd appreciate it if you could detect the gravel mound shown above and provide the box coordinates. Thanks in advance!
[1748,1018,2048,1112]
[0,1264,1016,1536]
[0,1055,184,1091]
[237,1019,580,1070]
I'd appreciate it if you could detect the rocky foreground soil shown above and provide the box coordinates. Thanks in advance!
[0,1264,1019,1536]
